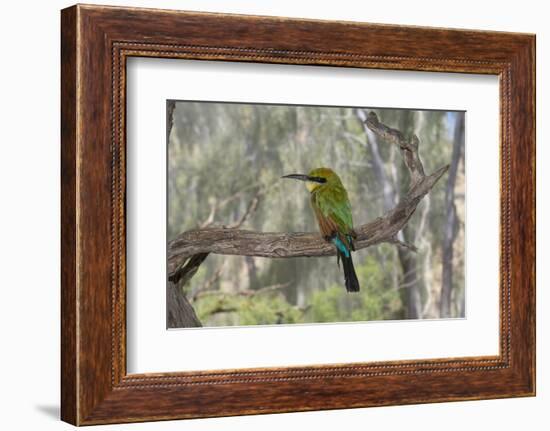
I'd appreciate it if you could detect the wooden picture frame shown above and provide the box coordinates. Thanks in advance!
[61,4,535,425]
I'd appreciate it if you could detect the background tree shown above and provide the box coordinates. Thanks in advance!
[440,112,466,317]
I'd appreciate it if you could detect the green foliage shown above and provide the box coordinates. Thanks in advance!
[195,293,304,327]
[307,248,403,323]
[239,294,304,326]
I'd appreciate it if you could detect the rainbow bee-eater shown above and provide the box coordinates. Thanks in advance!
[282,167,360,292]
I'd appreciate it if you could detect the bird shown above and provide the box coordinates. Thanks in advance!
[282,167,360,292]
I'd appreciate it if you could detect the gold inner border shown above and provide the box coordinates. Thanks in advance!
[110,41,512,388]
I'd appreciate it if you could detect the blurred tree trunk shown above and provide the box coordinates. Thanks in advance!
[245,256,258,290]
[440,113,465,317]
[398,227,422,318]
[399,112,422,319]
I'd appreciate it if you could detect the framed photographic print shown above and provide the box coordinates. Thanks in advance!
[61,4,535,425]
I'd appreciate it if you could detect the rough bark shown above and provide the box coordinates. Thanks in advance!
[166,253,206,327]
[167,112,449,327]
[167,280,202,328]
[440,113,465,317]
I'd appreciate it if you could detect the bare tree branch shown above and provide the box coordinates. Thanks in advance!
[226,191,261,229]
[168,112,448,277]
[364,111,426,185]
[200,182,263,228]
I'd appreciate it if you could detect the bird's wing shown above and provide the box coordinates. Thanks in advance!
[331,196,354,232]
[312,201,340,238]
[311,188,354,238]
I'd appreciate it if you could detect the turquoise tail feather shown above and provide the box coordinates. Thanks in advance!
[331,235,359,292]
[332,236,350,258]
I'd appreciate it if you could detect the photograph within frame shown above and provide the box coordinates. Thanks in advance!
[167,101,466,329]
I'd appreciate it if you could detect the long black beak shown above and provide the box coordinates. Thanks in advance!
[281,173,310,182]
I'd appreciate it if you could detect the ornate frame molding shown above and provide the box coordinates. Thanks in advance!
[61,5,534,425]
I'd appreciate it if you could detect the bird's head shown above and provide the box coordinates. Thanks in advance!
[282,167,339,193]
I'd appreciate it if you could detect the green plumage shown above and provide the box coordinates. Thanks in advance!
[310,168,354,240]
[282,167,360,292]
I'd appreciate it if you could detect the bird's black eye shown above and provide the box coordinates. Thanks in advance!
[308,176,327,184]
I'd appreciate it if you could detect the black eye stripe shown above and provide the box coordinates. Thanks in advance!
[308,176,327,184]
